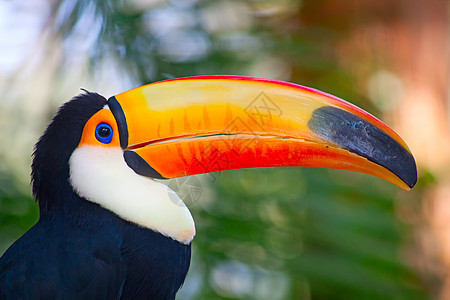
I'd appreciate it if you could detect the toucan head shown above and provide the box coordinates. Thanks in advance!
[31,76,417,244]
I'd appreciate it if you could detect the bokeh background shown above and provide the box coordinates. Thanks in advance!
[0,0,449,299]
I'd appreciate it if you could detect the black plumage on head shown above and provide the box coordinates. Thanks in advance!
[31,92,106,213]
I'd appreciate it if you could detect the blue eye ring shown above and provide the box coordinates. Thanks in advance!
[95,123,113,144]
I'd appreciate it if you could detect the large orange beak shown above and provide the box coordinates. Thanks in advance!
[108,75,417,191]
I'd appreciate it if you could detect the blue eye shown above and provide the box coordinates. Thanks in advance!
[95,123,113,144]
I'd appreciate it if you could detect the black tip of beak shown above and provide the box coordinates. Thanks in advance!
[308,106,417,188]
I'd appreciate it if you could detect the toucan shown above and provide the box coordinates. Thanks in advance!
[0,76,416,299]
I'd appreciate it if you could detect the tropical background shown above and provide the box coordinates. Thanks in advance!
[0,0,448,299]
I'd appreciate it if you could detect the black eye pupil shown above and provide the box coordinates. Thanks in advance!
[95,123,113,144]
[98,126,111,138]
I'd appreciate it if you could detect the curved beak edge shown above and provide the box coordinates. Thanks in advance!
[109,76,417,191]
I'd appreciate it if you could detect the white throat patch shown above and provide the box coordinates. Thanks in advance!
[69,146,195,244]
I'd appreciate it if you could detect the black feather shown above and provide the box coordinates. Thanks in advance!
[1,93,191,299]
[31,92,106,213]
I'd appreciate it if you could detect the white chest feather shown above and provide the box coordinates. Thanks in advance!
[69,146,195,244]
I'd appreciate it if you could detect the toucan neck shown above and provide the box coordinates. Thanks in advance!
[37,180,116,222]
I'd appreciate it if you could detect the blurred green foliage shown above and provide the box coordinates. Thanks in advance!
[0,0,430,299]
[0,171,38,255]
[191,168,428,299]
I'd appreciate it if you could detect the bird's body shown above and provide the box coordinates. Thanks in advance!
[0,92,190,299]
[0,192,190,299]
[0,75,416,298]
[0,200,126,299]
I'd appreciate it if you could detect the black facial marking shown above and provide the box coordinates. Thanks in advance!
[124,151,166,179]
[108,96,128,149]
[308,106,417,188]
